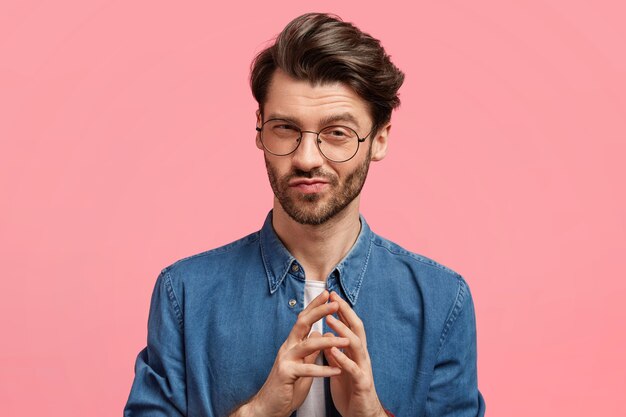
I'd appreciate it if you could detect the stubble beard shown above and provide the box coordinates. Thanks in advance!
[265,152,372,226]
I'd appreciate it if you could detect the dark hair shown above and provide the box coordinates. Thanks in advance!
[250,13,405,134]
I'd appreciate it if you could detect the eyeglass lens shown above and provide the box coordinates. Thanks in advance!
[260,120,360,162]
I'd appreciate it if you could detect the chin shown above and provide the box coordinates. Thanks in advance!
[282,199,351,226]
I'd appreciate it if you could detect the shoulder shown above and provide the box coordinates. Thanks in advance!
[370,231,465,283]
[367,231,477,341]
[367,231,473,310]
[158,231,261,287]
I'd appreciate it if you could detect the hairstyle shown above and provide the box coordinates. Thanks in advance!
[250,13,405,134]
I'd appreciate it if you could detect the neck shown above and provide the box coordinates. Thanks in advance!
[271,198,362,282]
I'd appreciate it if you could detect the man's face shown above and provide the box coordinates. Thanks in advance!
[256,70,389,225]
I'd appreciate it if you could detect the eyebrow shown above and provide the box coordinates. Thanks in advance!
[319,113,361,129]
[266,112,361,130]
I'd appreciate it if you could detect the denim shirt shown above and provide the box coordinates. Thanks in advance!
[124,211,485,417]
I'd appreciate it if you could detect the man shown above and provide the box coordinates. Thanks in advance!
[125,13,485,417]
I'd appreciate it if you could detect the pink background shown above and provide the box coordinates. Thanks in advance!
[1,1,625,416]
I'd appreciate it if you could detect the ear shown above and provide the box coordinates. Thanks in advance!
[370,123,391,161]
[255,109,263,150]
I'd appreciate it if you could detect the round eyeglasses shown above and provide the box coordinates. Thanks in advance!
[256,119,373,163]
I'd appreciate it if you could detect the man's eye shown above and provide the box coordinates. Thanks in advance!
[329,129,347,136]
[270,123,300,138]
[322,127,353,139]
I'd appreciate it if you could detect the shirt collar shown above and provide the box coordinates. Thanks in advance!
[259,210,373,306]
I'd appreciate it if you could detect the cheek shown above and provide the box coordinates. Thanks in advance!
[339,156,367,176]
[264,155,291,177]
[270,156,289,169]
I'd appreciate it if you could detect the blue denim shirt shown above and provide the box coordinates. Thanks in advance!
[124,211,485,416]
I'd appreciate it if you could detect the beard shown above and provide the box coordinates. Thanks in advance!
[265,152,372,226]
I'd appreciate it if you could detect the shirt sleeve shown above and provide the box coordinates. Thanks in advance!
[124,269,187,416]
[425,277,486,417]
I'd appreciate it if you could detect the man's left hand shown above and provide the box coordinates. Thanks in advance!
[323,291,388,417]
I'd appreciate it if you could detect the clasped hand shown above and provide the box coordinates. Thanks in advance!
[234,290,386,417]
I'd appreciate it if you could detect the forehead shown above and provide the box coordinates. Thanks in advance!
[263,69,371,128]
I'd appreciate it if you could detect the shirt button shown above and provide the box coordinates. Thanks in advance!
[288,299,297,308]
[291,264,299,272]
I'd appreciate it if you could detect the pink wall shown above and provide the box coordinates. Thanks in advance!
[1,1,625,415]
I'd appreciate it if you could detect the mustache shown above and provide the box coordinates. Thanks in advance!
[283,168,338,184]
[285,168,330,179]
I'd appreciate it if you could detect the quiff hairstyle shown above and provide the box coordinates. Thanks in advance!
[250,13,405,134]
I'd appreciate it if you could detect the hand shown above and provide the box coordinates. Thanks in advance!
[236,290,350,417]
[323,291,387,417]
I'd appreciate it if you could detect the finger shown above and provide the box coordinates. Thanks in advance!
[304,331,322,364]
[325,314,367,365]
[294,376,314,402]
[328,346,362,380]
[294,290,330,330]
[337,309,349,328]
[324,349,341,369]
[322,332,342,368]
[292,363,342,378]
[287,300,340,343]
[307,289,330,310]
[289,301,339,342]
[288,335,350,359]
[330,291,367,345]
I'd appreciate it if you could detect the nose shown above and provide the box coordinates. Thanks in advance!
[291,131,325,171]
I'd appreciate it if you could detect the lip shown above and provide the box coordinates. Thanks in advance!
[288,178,330,194]
[288,178,329,186]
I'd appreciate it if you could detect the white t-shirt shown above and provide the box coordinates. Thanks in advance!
[297,280,327,417]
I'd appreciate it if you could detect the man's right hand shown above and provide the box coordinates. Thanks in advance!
[230,290,349,417]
